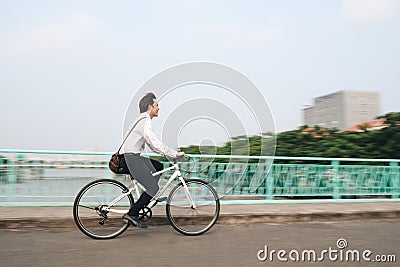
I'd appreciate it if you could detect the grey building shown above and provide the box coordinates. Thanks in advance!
[303,90,380,130]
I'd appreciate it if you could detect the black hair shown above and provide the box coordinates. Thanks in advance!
[139,92,156,113]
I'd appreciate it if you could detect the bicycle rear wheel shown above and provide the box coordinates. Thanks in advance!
[166,179,220,236]
[73,179,134,239]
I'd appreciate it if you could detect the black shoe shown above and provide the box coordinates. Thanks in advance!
[122,213,148,228]
[157,196,167,203]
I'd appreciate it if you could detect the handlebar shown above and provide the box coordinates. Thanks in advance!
[173,155,190,164]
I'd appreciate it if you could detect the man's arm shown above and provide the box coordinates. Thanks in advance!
[143,119,179,158]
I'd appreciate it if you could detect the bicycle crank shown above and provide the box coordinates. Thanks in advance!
[138,207,152,222]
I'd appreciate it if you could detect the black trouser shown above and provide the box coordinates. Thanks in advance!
[119,153,164,216]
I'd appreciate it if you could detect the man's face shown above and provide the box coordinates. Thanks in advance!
[149,99,159,118]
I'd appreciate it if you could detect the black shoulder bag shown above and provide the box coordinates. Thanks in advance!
[109,117,145,174]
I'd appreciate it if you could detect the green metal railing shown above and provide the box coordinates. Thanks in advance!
[0,149,399,206]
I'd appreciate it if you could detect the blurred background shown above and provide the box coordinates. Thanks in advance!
[1,0,399,152]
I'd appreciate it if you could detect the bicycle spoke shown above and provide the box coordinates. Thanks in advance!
[78,204,97,210]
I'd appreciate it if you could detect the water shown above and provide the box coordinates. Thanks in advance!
[0,168,128,204]
[0,168,175,205]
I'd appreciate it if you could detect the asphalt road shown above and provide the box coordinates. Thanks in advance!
[1,219,399,267]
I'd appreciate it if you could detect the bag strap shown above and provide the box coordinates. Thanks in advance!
[116,117,146,154]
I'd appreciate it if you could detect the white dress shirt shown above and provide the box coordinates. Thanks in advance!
[120,112,178,158]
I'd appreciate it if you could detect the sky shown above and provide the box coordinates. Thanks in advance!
[0,0,399,152]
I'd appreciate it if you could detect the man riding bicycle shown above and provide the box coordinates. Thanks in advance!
[119,92,185,228]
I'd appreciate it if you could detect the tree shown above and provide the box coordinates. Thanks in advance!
[179,112,400,161]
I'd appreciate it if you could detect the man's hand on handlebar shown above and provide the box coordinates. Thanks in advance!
[176,151,186,158]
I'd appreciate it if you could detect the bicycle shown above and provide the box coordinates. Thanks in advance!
[73,157,220,239]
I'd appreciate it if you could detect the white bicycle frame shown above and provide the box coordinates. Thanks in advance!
[104,161,196,214]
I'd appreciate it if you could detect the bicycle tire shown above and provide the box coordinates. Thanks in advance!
[73,179,134,239]
[166,179,220,236]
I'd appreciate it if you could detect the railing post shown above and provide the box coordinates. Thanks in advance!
[7,159,17,203]
[266,164,274,200]
[193,156,199,179]
[7,158,17,183]
[332,160,340,199]
[389,161,399,199]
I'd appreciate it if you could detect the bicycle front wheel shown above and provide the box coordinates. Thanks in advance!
[166,179,220,236]
[73,179,134,239]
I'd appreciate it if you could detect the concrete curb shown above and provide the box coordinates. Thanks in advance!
[218,210,400,225]
[1,210,399,229]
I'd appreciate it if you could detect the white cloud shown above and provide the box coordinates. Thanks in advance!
[0,13,101,59]
[185,22,279,51]
[342,0,399,23]
[169,0,207,8]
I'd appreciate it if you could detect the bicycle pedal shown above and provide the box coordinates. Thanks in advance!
[156,196,167,202]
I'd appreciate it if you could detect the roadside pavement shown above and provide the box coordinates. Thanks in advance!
[1,201,400,229]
